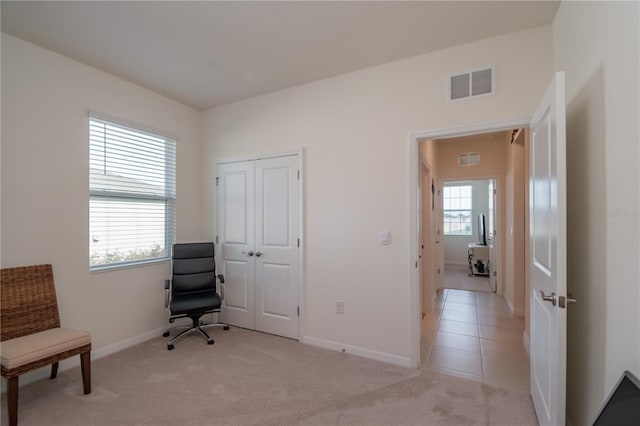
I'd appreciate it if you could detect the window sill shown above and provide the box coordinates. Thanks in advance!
[90,257,170,274]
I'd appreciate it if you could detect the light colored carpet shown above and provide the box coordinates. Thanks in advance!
[445,264,494,293]
[2,327,537,425]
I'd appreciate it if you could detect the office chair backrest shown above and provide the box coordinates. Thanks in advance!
[1,264,62,342]
[171,243,217,296]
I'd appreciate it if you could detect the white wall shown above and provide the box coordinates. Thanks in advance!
[202,26,554,363]
[443,180,490,265]
[553,2,640,424]
[1,34,203,364]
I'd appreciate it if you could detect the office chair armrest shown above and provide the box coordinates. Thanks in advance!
[216,274,225,300]
[164,279,170,308]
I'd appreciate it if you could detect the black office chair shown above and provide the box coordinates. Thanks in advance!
[163,242,229,350]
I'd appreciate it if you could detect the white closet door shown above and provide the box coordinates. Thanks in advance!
[254,156,300,339]
[217,155,300,339]
[218,161,256,330]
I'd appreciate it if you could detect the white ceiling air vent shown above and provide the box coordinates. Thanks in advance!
[458,152,479,166]
[449,67,495,101]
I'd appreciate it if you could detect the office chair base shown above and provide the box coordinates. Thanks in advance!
[165,315,229,350]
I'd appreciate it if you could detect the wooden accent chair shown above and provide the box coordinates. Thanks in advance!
[0,264,92,426]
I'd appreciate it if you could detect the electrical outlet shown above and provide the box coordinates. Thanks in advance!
[336,300,344,314]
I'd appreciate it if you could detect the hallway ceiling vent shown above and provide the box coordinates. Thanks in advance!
[458,152,479,166]
[448,66,495,101]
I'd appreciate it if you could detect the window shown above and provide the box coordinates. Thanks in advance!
[443,185,472,235]
[89,114,176,269]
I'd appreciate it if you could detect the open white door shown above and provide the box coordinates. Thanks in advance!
[435,181,444,292]
[488,180,497,292]
[529,71,570,426]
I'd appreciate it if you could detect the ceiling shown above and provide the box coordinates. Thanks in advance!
[1,1,560,110]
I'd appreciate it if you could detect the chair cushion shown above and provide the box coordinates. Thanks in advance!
[1,327,90,370]
[170,291,221,316]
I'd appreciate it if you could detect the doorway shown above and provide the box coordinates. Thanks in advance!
[414,125,529,392]
[409,118,528,369]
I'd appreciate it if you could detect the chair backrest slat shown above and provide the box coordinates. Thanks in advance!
[1,264,61,342]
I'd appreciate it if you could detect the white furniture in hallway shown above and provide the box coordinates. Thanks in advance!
[467,243,489,277]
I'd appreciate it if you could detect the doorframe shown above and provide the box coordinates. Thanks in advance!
[215,148,305,340]
[408,118,528,368]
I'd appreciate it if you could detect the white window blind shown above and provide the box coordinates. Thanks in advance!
[89,115,176,269]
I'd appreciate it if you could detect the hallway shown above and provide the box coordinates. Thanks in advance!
[421,289,529,393]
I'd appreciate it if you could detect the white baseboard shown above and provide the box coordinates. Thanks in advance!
[444,261,468,267]
[505,295,515,314]
[91,326,167,360]
[1,326,166,392]
[302,336,411,367]
[504,296,525,317]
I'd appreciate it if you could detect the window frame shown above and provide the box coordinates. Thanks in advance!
[89,112,176,271]
[443,184,473,236]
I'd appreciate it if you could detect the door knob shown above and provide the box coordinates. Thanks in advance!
[540,290,556,306]
[242,251,254,256]
[255,251,262,257]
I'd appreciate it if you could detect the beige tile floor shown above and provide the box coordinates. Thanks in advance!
[421,288,530,392]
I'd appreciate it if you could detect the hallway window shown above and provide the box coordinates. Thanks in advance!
[89,114,176,270]
[443,185,472,235]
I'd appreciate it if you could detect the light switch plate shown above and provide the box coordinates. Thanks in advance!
[379,231,390,245]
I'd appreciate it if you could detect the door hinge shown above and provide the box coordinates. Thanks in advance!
[216,177,219,186]
[493,189,497,195]
[297,238,300,247]
[437,268,441,275]
[297,306,300,316]
[297,170,300,180]
[216,235,219,244]
[415,261,418,268]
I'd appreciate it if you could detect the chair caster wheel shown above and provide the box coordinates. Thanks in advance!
[162,331,170,337]
[207,340,214,345]
[223,326,230,331]
[167,344,175,350]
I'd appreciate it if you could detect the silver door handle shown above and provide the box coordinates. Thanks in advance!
[540,290,556,306]
[255,251,262,257]
[242,251,254,256]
